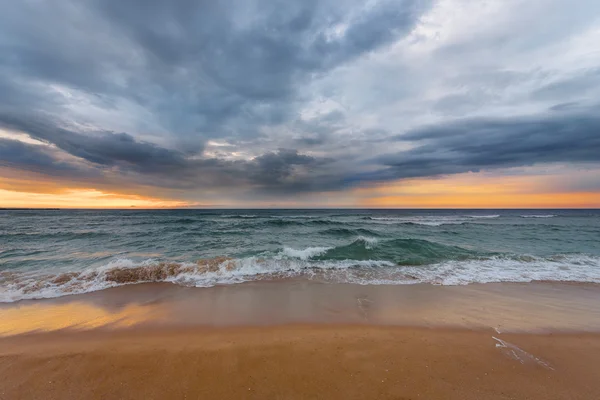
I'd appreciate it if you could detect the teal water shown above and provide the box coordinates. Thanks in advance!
[1,209,599,301]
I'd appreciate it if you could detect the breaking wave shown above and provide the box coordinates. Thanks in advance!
[2,236,599,302]
[281,246,332,260]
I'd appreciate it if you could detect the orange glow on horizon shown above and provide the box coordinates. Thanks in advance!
[360,192,600,208]
[355,172,600,208]
[1,168,599,209]
[0,188,196,209]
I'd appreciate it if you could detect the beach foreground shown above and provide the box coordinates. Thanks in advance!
[1,325,600,399]
[2,281,600,399]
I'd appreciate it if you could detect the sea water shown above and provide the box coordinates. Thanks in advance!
[1,209,599,302]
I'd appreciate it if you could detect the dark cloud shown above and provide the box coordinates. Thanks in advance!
[0,113,188,174]
[0,0,433,197]
[0,139,82,176]
[0,0,430,148]
[0,113,336,193]
[4,103,600,196]
[1,0,600,203]
[360,109,600,182]
[250,149,316,184]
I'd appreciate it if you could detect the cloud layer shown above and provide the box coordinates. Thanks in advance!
[1,0,600,205]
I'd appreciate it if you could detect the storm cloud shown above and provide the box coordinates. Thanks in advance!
[1,0,600,204]
[360,109,600,182]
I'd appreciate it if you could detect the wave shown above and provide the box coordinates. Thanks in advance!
[262,219,301,227]
[277,215,322,219]
[520,215,556,218]
[2,252,599,302]
[0,231,111,239]
[222,215,322,220]
[281,246,332,260]
[277,238,481,266]
[356,236,379,249]
[260,218,337,228]
[0,256,393,302]
[320,228,381,237]
[395,254,600,286]
[365,216,469,226]
[366,215,502,225]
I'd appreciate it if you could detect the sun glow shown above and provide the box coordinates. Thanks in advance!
[355,171,600,208]
[0,188,194,209]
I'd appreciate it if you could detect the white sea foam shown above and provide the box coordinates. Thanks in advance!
[356,236,379,249]
[395,254,600,286]
[281,246,331,260]
[492,336,554,369]
[368,216,469,226]
[0,257,393,302]
[1,254,599,303]
[468,215,500,219]
[520,214,556,218]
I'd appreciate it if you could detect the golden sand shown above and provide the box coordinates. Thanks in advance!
[2,281,600,399]
[1,325,600,400]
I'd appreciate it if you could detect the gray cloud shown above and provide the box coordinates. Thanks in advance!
[0,112,337,193]
[359,109,600,182]
[1,0,600,203]
[0,139,83,176]
[0,0,430,147]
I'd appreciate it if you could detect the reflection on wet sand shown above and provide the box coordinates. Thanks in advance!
[0,301,168,336]
[2,280,600,336]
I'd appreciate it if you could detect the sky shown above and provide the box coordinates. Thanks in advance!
[1,0,599,208]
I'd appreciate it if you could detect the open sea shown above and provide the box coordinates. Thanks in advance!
[1,209,599,302]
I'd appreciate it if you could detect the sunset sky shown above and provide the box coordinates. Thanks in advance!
[1,0,599,208]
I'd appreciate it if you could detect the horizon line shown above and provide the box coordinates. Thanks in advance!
[1,207,599,211]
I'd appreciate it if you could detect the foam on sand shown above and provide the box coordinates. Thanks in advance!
[2,251,600,302]
[493,336,554,370]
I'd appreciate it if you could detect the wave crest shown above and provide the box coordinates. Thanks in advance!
[281,246,331,260]
[2,252,600,302]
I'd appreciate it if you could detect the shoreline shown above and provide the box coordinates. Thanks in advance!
[2,281,600,399]
[2,280,600,336]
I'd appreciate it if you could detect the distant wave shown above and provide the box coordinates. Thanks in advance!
[169,218,199,224]
[221,214,261,219]
[277,215,322,219]
[319,227,381,237]
[467,215,500,219]
[258,218,338,228]
[365,216,469,226]
[0,231,111,239]
[222,215,324,220]
[520,215,557,218]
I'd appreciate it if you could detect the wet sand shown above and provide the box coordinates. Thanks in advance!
[2,280,600,335]
[2,281,600,399]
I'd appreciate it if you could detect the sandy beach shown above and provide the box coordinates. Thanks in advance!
[1,281,600,399]
[2,325,600,399]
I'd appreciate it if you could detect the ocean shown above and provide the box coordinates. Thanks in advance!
[1,209,599,302]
